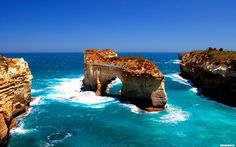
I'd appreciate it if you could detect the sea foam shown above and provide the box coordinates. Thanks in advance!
[159,105,190,124]
[162,59,181,64]
[45,77,115,108]
[11,118,35,135]
[171,59,181,64]
[121,103,144,114]
[190,87,198,93]
[165,73,191,86]
[30,96,44,106]
[166,73,202,95]
[31,89,44,94]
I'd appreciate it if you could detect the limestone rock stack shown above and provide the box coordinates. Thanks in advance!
[0,55,32,146]
[82,49,167,111]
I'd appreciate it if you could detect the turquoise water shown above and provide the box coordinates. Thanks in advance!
[3,53,236,147]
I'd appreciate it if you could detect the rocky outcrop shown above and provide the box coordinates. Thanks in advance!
[82,49,167,111]
[179,49,236,106]
[0,56,32,146]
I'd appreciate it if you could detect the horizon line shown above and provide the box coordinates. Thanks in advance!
[0,51,182,54]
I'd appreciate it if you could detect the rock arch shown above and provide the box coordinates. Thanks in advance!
[82,49,167,111]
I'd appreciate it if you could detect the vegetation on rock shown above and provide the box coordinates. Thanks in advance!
[84,49,163,78]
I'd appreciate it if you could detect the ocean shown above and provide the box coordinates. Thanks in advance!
[3,53,236,147]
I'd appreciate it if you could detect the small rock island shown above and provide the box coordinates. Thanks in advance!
[179,48,236,106]
[0,56,32,146]
[82,49,167,111]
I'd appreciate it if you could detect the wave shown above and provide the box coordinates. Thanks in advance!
[107,77,122,88]
[121,103,162,114]
[165,73,191,86]
[110,77,122,86]
[121,103,144,114]
[171,59,181,64]
[166,73,203,95]
[30,96,44,106]
[160,59,181,64]
[11,98,40,135]
[32,89,43,94]
[44,76,115,108]
[190,87,198,93]
[159,105,190,124]
[11,118,35,135]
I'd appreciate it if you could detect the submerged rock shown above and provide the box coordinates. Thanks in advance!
[0,56,32,146]
[179,49,236,106]
[82,49,167,111]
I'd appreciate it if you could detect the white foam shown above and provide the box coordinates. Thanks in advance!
[31,89,43,93]
[159,105,190,124]
[24,107,32,117]
[46,130,72,146]
[69,92,114,105]
[111,77,122,86]
[46,77,115,108]
[121,103,144,114]
[165,73,191,86]
[163,59,181,64]
[166,73,203,95]
[30,96,43,106]
[11,119,35,134]
[171,59,181,64]
[190,87,198,93]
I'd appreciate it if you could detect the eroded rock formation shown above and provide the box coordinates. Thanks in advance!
[82,49,167,111]
[179,49,236,106]
[0,56,32,146]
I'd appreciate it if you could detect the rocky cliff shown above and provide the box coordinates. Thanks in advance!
[82,49,167,111]
[179,49,236,106]
[0,56,32,146]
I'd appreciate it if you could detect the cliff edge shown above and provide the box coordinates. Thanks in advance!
[82,49,167,111]
[179,49,236,106]
[0,56,32,146]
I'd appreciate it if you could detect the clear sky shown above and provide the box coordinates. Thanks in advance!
[0,0,236,53]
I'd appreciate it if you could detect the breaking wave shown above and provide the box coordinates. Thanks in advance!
[30,96,44,106]
[110,77,122,86]
[44,77,115,108]
[11,118,35,135]
[165,73,191,86]
[121,103,144,114]
[190,87,198,93]
[160,59,181,64]
[159,105,190,124]
[171,59,181,64]
[32,89,43,94]
[166,73,202,94]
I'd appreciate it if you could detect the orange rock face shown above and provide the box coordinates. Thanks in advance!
[0,56,32,146]
[82,49,167,111]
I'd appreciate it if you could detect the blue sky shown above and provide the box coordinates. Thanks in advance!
[0,0,236,52]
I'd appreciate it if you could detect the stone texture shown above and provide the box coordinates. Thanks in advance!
[0,55,32,146]
[82,49,167,111]
[179,49,236,106]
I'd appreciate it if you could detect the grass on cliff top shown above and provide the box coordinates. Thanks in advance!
[187,50,236,66]
[111,56,158,71]
[0,57,6,65]
[0,59,7,69]
[191,50,236,60]
[111,56,149,61]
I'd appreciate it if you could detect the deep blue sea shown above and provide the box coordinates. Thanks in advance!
[3,53,236,147]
